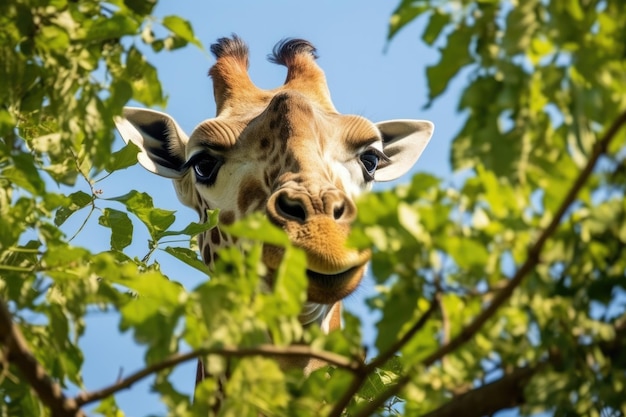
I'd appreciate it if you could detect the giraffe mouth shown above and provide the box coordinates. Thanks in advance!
[304,262,368,304]
[262,243,369,304]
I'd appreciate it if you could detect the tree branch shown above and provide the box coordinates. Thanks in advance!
[326,300,438,417]
[420,365,540,417]
[350,109,626,417]
[74,343,362,407]
[0,298,85,417]
[384,320,626,417]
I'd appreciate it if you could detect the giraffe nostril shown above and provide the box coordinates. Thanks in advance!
[333,203,345,220]
[276,194,307,222]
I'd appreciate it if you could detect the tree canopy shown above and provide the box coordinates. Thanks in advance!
[1,0,625,416]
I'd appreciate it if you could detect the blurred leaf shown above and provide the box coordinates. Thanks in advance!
[4,153,45,195]
[223,357,289,416]
[388,0,429,40]
[226,212,290,246]
[160,211,219,237]
[164,246,209,274]
[126,47,165,107]
[83,14,139,42]
[422,10,450,46]
[425,24,473,101]
[162,15,202,48]
[124,0,156,15]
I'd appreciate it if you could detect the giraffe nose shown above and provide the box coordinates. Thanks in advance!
[268,190,356,225]
[275,194,307,222]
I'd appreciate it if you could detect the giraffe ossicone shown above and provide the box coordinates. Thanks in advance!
[115,34,433,360]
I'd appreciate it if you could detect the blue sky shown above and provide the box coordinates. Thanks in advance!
[69,1,506,416]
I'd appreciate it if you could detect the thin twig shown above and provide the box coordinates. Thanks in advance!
[68,149,98,242]
[350,109,626,417]
[74,344,362,407]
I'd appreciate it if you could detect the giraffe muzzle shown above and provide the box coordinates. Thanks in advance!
[262,215,371,304]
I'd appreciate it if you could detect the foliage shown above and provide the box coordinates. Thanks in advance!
[0,1,625,417]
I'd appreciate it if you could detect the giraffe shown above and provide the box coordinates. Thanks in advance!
[115,35,433,381]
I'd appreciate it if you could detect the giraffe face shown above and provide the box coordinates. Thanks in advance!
[115,36,434,305]
[186,91,383,302]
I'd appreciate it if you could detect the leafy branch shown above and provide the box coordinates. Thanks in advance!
[328,299,439,417]
[74,344,363,407]
[420,316,626,417]
[345,108,626,417]
[0,292,363,414]
[0,298,85,417]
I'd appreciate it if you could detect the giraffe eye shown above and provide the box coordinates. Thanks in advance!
[193,156,222,186]
[359,151,380,177]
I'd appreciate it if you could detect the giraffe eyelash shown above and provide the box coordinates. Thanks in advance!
[362,148,390,167]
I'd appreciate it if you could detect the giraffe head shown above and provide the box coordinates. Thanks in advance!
[115,36,433,307]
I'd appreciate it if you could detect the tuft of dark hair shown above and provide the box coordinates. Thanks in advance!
[210,34,249,62]
[268,38,318,66]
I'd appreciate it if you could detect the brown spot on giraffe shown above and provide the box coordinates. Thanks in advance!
[210,227,222,245]
[219,210,235,226]
[237,177,267,213]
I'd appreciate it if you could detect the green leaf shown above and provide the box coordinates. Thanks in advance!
[160,211,219,237]
[0,108,15,137]
[426,24,473,101]
[388,0,429,40]
[126,47,165,107]
[37,24,69,51]
[54,191,93,226]
[84,14,139,42]
[225,212,290,246]
[163,246,209,274]
[108,78,133,112]
[438,235,489,270]
[109,190,175,239]
[162,15,201,48]
[123,0,156,15]
[4,153,45,195]
[106,142,139,172]
[99,208,133,250]
[422,10,450,46]
[93,396,124,417]
[223,357,289,415]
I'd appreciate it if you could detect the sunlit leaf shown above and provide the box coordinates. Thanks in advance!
[105,142,139,173]
[164,246,209,274]
[99,208,133,250]
[54,191,93,226]
[162,15,202,48]
[109,190,176,239]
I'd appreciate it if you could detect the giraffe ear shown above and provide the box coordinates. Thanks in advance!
[374,120,434,182]
[114,107,189,178]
